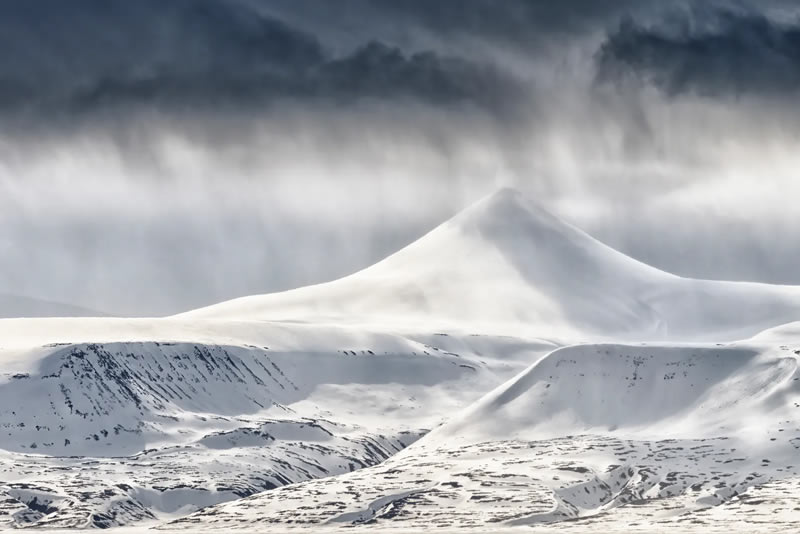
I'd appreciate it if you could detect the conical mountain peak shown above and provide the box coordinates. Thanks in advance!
[181,187,800,343]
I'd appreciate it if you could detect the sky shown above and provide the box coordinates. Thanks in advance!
[2,0,800,316]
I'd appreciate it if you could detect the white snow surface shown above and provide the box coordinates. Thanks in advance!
[2,188,800,532]
[165,331,800,532]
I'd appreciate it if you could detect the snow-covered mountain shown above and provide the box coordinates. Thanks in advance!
[2,188,800,531]
[183,188,800,342]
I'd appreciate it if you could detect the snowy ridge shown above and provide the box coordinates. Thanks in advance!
[432,341,797,442]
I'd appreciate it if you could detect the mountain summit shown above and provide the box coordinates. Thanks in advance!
[181,188,800,341]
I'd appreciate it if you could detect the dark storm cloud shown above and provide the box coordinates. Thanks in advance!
[69,41,520,116]
[312,42,519,109]
[6,0,797,116]
[0,0,321,111]
[0,0,522,119]
[596,5,800,96]
[258,0,647,50]
[367,0,643,42]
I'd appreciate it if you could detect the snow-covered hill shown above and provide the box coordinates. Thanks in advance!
[164,325,800,532]
[0,318,552,528]
[3,188,800,531]
[182,189,800,342]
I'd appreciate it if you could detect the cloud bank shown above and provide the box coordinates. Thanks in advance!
[597,5,800,96]
[0,0,524,121]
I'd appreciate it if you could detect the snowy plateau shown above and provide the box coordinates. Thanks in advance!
[2,188,800,533]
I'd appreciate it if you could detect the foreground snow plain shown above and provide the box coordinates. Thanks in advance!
[2,189,800,532]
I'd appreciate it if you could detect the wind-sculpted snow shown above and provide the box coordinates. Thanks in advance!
[164,338,800,531]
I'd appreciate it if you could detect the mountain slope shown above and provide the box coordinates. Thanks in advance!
[181,188,800,342]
